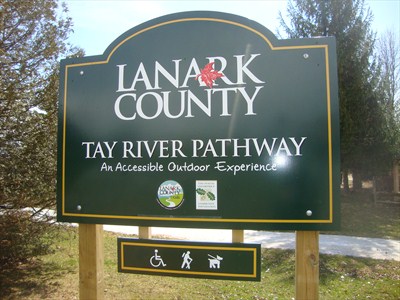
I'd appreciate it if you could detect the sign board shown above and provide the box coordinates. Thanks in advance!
[118,238,261,281]
[57,11,340,230]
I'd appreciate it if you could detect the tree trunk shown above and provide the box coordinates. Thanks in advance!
[393,161,399,193]
[342,169,350,193]
[352,170,362,191]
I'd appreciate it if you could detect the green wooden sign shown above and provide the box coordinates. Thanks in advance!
[57,11,340,230]
[118,238,261,281]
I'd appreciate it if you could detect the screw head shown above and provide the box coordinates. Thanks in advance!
[77,205,82,211]
[306,210,312,216]
[303,53,309,59]
[79,70,84,75]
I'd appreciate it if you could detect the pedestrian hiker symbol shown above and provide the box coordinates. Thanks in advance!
[181,251,193,269]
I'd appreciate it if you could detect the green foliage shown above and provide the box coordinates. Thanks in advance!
[196,188,215,200]
[0,0,81,266]
[196,188,206,195]
[376,29,400,162]
[0,211,56,268]
[206,191,216,200]
[279,0,394,181]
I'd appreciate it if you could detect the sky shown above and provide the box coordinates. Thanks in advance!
[63,0,400,56]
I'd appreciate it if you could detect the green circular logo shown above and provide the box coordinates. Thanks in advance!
[157,180,184,210]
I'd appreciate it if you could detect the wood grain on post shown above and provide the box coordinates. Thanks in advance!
[295,231,319,300]
[79,224,104,300]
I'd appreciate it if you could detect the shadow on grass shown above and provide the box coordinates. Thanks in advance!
[335,191,400,240]
[262,247,400,287]
[262,248,295,282]
[319,253,400,285]
[0,258,76,299]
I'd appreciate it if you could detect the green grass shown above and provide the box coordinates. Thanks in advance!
[1,228,399,299]
[0,191,399,299]
[333,191,400,239]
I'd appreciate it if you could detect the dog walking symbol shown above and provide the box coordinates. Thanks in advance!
[208,254,223,269]
[181,251,193,269]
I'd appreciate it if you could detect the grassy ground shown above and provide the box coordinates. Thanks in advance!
[329,191,400,240]
[0,191,399,299]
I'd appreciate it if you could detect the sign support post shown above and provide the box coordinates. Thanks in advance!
[232,229,244,243]
[139,226,152,239]
[295,231,319,300]
[79,224,104,300]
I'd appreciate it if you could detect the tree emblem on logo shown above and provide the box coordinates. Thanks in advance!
[195,62,224,88]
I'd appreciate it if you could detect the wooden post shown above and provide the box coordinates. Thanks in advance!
[79,224,104,300]
[232,229,244,243]
[139,226,152,239]
[295,231,319,300]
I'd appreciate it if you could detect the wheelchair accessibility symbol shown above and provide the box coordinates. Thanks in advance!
[150,249,167,268]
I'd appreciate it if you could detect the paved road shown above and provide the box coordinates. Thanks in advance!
[104,225,400,261]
